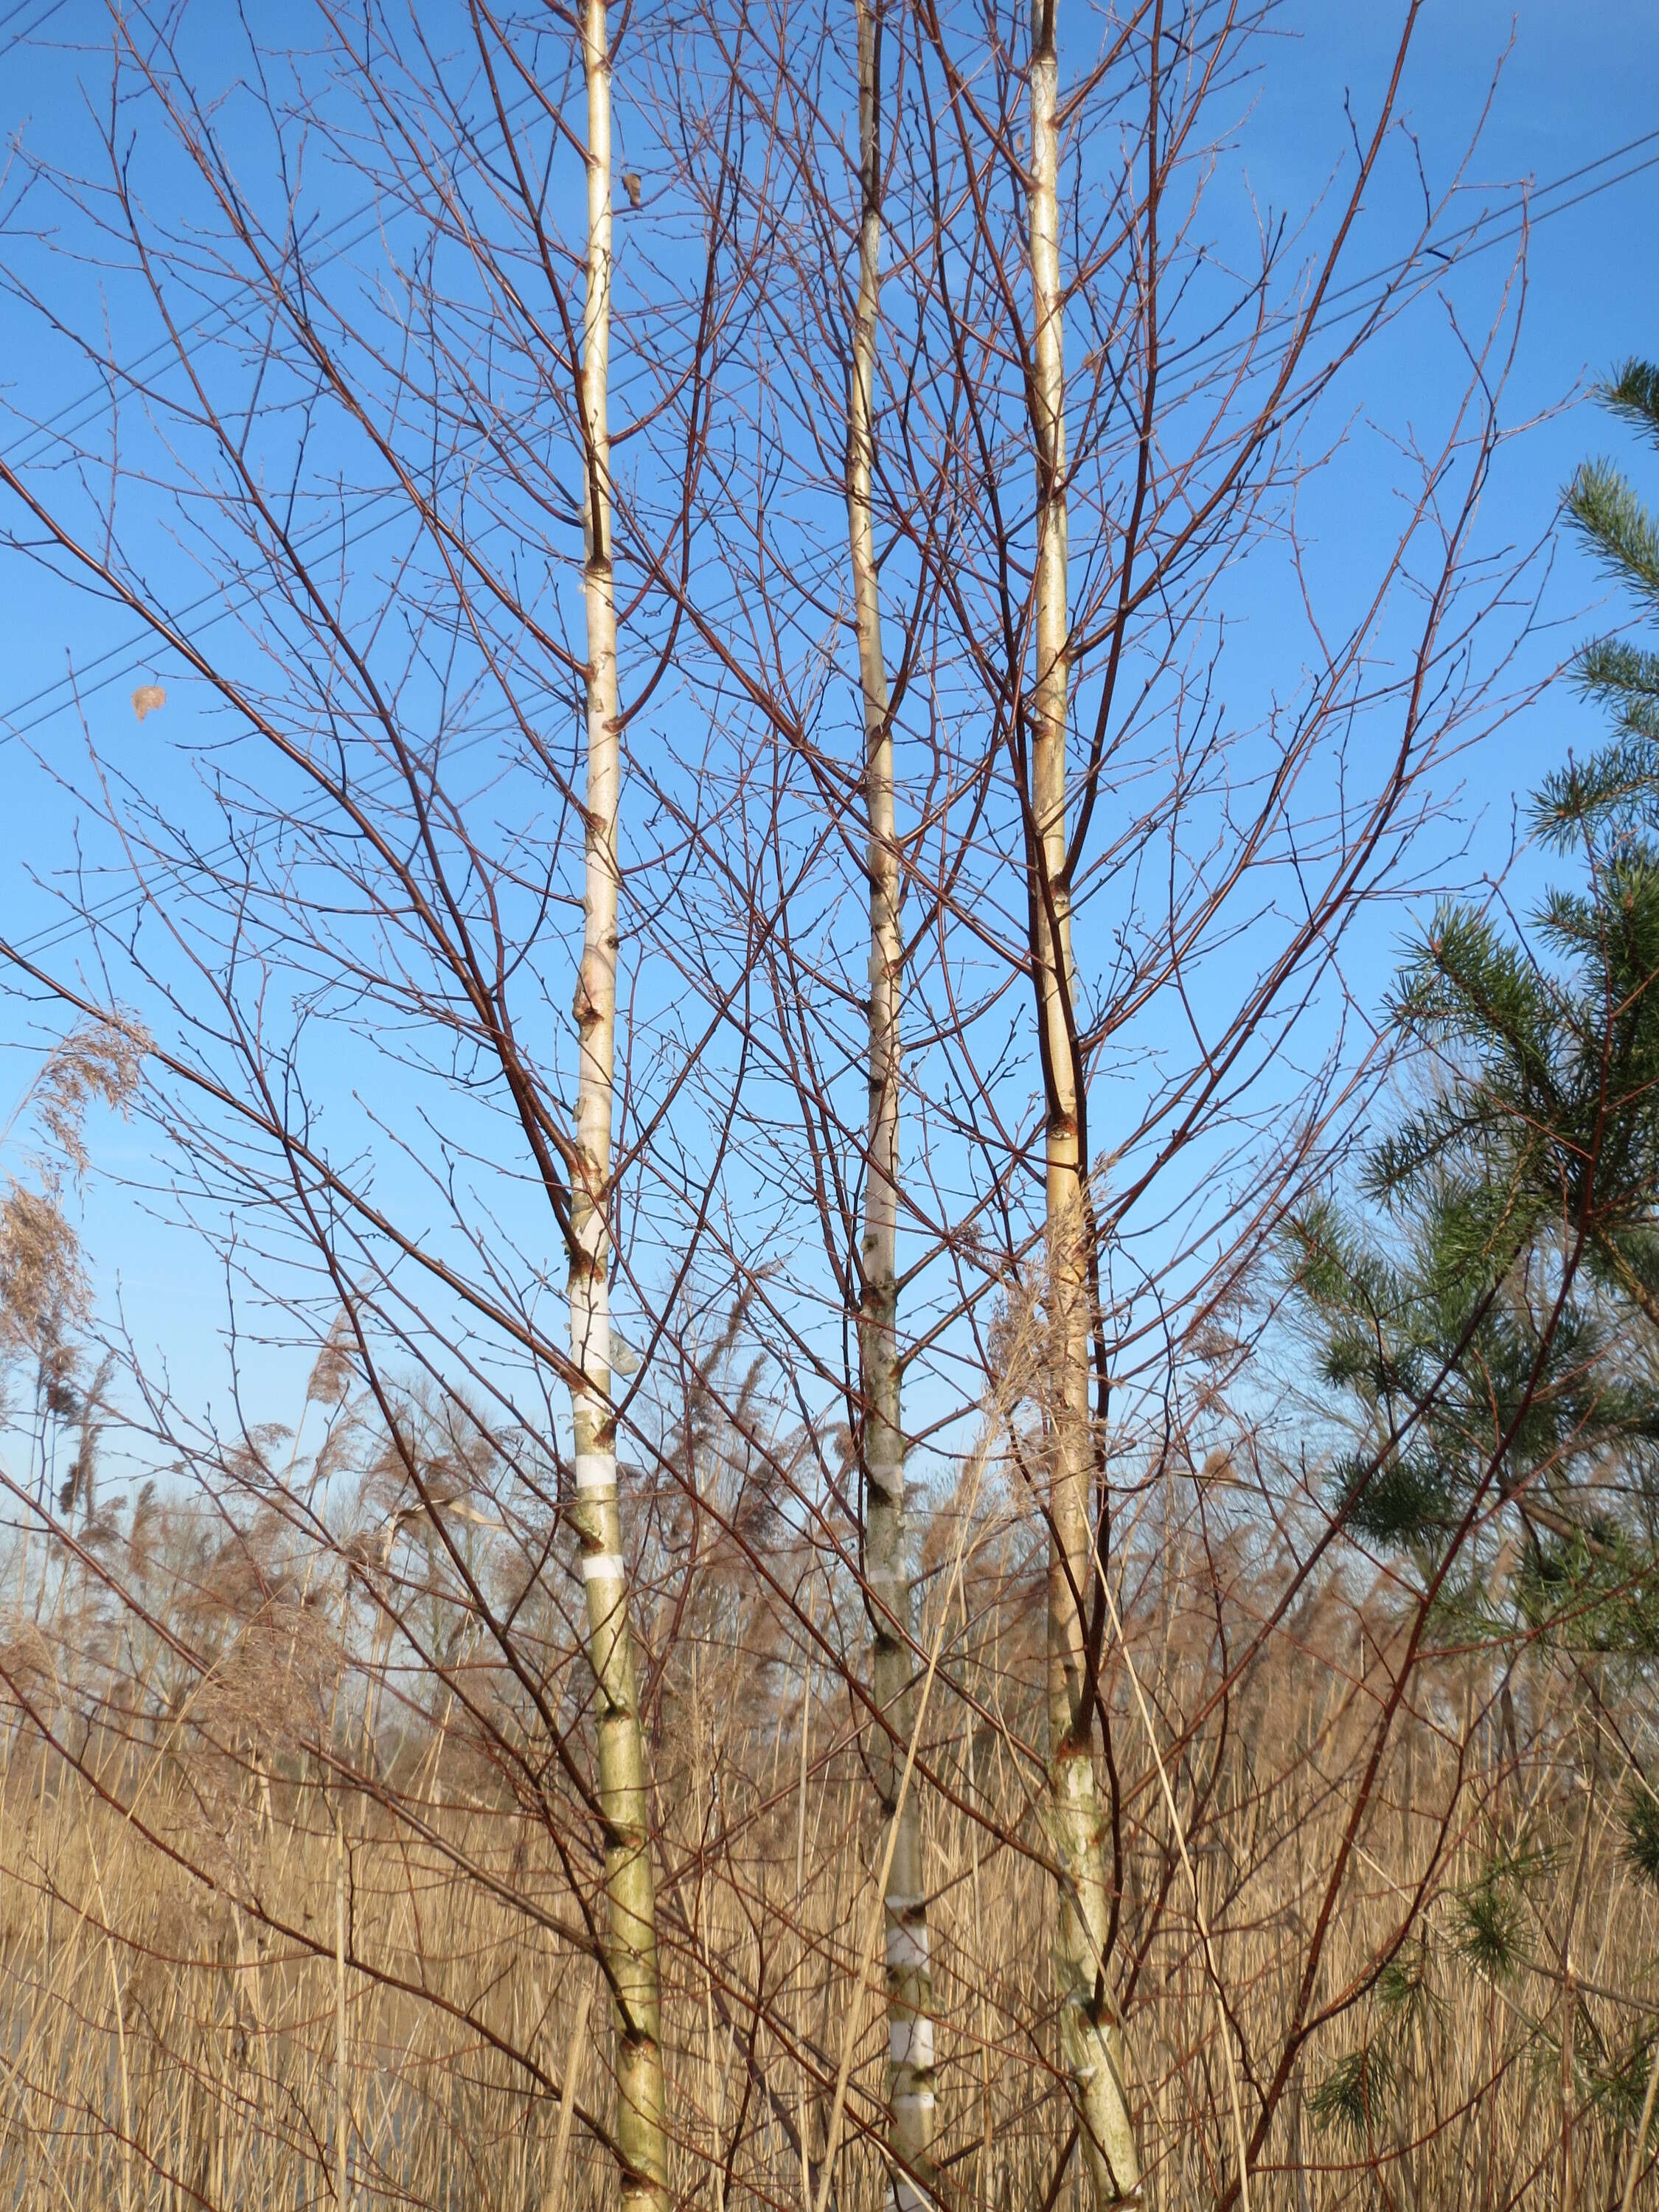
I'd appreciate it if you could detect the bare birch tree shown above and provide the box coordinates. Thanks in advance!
[0,4,1583,2210]
[845,0,935,2200]
[1022,1,1138,2194]
[0,4,736,2196]
[571,1,668,2199]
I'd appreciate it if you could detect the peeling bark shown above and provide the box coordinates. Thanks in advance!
[569,7,668,2205]
[1028,0,1139,2198]
[847,1,936,2200]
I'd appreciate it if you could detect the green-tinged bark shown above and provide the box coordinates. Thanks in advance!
[847,2,935,2200]
[568,6,667,2204]
[1028,0,1138,2198]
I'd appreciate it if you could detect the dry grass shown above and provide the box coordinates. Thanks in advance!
[1,1466,1655,2212]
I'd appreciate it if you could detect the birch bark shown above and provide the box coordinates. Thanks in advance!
[847,2,935,2201]
[569,7,667,2205]
[1027,0,1139,2199]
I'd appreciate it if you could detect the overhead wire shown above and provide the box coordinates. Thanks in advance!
[0,0,69,61]
[7,110,1655,753]
[1,105,1654,968]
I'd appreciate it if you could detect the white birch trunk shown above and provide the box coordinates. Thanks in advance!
[847,2,935,2200]
[570,9,667,2205]
[1028,0,1140,2199]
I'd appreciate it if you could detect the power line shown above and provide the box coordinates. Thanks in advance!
[0,32,563,481]
[2,121,1654,967]
[1,488,414,740]
[9,119,1653,755]
[0,0,68,60]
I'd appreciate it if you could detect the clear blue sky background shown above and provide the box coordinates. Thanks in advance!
[1,0,1658,1447]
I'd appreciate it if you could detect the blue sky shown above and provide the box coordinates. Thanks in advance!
[1,0,1658,1465]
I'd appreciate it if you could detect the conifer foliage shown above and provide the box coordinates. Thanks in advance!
[1290,362,1659,1631]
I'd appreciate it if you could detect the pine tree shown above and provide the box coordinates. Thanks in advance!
[1291,366,1659,2163]
[1288,359,1659,1642]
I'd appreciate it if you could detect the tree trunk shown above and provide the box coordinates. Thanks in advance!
[1027,1,1139,2199]
[847,3,935,2202]
[569,7,668,2205]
